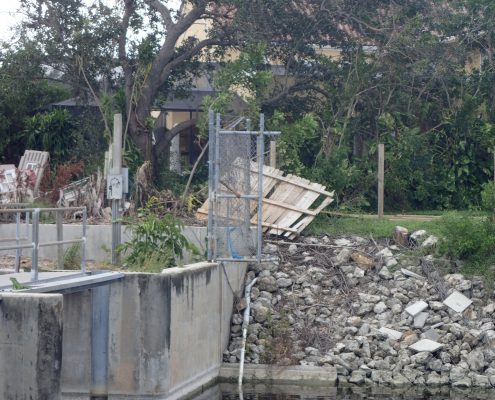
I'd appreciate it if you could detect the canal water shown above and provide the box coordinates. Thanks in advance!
[190,383,495,400]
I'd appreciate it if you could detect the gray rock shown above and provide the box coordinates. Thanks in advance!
[332,248,352,266]
[379,266,393,280]
[422,235,438,248]
[373,301,388,314]
[288,244,298,254]
[252,303,270,323]
[257,276,278,292]
[358,293,381,303]
[411,351,431,365]
[371,370,391,385]
[276,277,293,288]
[390,373,409,387]
[470,373,490,388]
[466,349,485,372]
[426,372,449,386]
[410,230,427,242]
[349,370,366,384]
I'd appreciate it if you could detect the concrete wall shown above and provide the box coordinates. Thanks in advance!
[0,223,207,264]
[0,292,64,400]
[60,261,246,399]
[0,261,246,399]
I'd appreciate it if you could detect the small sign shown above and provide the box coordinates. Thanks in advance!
[107,174,123,199]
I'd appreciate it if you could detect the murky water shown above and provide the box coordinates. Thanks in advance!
[190,383,495,400]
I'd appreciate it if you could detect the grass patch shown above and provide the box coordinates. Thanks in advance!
[306,214,443,239]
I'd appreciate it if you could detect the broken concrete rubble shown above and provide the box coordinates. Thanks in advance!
[225,232,495,388]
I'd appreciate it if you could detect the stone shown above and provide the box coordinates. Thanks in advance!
[409,339,443,353]
[332,248,352,266]
[378,266,393,280]
[483,303,495,315]
[466,349,485,372]
[276,278,293,288]
[257,276,278,292]
[348,370,366,384]
[411,351,431,365]
[288,244,298,254]
[422,329,440,342]
[379,327,402,340]
[334,238,352,246]
[386,258,398,268]
[358,293,381,303]
[252,303,270,323]
[426,372,449,386]
[347,316,362,327]
[393,226,409,246]
[405,301,428,317]
[470,373,490,388]
[373,301,388,314]
[410,230,427,242]
[371,370,391,384]
[351,252,374,268]
[422,235,438,248]
[376,248,394,258]
[390,373,409,386]
[443,290,472,313]
[413,312,429,329]
[400,268,425,280]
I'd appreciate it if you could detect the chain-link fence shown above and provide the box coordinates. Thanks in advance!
[207,112,279,262]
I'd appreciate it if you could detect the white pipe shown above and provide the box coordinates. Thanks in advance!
[238,277,258,387]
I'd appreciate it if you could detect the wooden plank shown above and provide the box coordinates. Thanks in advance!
[286,195,334,239]
[273,177,323,236]
[261,174,307,234]
[250,166,333,196]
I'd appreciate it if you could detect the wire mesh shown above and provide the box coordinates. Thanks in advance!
[213,122,258,260]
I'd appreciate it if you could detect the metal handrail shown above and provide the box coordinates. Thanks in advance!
[0,207,87,282]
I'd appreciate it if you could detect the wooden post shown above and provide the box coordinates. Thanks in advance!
[269,140,276,168]
[378,143,384,219]
[56,211,63,269]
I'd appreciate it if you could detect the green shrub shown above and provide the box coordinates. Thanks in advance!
[437,213,495,261]
[118,197,200,270]
[481,182,495,215]
[64,243,81,270]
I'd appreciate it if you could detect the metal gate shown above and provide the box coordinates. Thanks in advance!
[207,111,280,263]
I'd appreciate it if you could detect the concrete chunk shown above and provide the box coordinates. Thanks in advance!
[379,327,402,340]
[413,312,429,329]
[422,329,440,342]
[443,290,472,313]
[405,301,428,317]
[401,268,425,280]
[409,339,443,353]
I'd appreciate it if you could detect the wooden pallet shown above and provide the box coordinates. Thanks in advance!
[196,162,334,238]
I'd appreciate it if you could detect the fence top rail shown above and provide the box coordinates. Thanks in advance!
[0,206,86,214]
[219,130,281,136]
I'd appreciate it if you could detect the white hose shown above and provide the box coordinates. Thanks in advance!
[238,277,258,387]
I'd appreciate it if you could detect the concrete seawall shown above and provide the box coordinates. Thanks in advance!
[0,261,246,399]
[0,292,64,399]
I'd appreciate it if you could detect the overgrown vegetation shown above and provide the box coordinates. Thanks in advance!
[64,244,82,270]
[117,197,200,272]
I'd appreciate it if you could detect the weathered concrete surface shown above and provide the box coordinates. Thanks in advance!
[0,223,207,263]
[103,262,246,399]
[219,363,338,386]
[61,290,92,396]
[0,292,63,400]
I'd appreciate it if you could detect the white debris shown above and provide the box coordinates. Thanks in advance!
[401,268,425,280]
[409,339,443,353]
[405,301,428,317]
[443,290,473,313]
[379,327,403,340]
[414,312,429,329]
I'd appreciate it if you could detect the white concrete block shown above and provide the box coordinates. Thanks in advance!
[409,339,443,353]
[413,312,429,329]
[443,290,472,313]
[379,327,402,340]
[405,301,428,317]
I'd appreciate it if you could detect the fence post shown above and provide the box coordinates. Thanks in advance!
[378,143,384,219]
[31,209,40,282]
[269,140,276,168]
[15,211,21,272]
[56,211,64,270]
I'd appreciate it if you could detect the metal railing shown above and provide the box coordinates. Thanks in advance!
[0,207,87,282]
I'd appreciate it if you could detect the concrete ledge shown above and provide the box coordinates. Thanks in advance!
[219,363,337,386]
